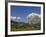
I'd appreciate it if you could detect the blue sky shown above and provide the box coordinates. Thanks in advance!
[11,5,41,22]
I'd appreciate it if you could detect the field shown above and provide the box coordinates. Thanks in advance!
[11,21,41,31]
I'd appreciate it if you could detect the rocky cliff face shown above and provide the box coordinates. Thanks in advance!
[27,13,41,24]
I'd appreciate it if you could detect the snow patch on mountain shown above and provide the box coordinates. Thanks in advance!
[11,16,16,20]
[27,13,41,18]
[11,16,22,22]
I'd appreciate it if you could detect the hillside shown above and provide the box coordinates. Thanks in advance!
[11,20,41,31]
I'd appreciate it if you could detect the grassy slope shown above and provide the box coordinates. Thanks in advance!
[11,21,41,31]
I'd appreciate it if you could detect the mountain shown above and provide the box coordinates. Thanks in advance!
[27,13,41,24]
[11,13,41,25]
[27,13,40,18]
[11,16,16,22]
[11,16,22,22]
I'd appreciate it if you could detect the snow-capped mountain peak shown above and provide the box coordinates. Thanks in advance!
[27,13,41,24]
[27,13,40,18]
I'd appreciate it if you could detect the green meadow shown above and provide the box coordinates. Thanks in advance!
[11,21,41,31]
